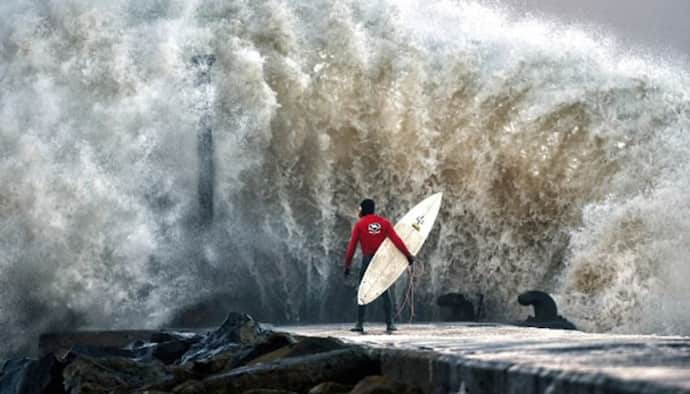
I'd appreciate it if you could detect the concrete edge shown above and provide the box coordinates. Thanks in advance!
[352,346,689,394]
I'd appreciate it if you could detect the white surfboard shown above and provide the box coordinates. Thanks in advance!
[357,192,443,305]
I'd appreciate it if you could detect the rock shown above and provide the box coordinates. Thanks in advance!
[184,348,241,376]
[39,330,202,365]
[133,391,173,394]
[131,366,201,393]
[69,344,138,359]
[436,293,479,322]
[150,332,202,344]
[246,345,293,367]
[224,333,295,370]
[62,354,169,393]
[183,327,296,375]
[16,315,378,394]
[179,312,268,365]
[213,312,268,345]
[136,391,173,394]
[307,381,353,394]
[145,332,205,365]
[517,290,577,330]
[282,337,346,358]
[0,354,65,394]
[151,340,197,365]
[234,333,296,367]
[349,375,422,394]
[171,379,204,394]
[245,335,348,370]
[128,332,203,365]
[247,336,346,367]
[199,348,379,393]
[39,330,158,359]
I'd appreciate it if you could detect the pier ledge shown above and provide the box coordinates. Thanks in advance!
[279,322,690,394]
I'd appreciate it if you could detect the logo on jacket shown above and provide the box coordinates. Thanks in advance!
[368,223,382,234]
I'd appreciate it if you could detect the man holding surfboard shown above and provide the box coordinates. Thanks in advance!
[344,198,415,332]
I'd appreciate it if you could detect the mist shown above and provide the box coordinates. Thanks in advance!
[490,0,690,58]
[1,0,689,357]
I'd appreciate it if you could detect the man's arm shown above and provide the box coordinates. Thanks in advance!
[385,220,413,259]
[344,224,360,271]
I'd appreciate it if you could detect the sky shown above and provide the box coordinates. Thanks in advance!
[491,0,690,60]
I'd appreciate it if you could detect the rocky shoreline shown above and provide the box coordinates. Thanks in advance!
[0,312,421,394]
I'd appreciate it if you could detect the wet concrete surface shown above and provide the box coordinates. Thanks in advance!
[278,322,690,393]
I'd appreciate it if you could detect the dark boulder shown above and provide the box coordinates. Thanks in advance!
[48,330,202,367]
[171,379,204,394]
[186,332,296,375]
[150,332,203,344]
[208,312,269,345]
[179,312,269,366]
[21,312,379,394]
[283,337,346,358]
[245,336,347,367]
[349,375,422,394]
[39,330,158,359]
[307,381,353,394]
[62,353,169,393]
[237,332,297,364]
[517,291,577,330]
[197,348,380,393]
[68,344,137,359]
[128,332,204,365]
[151,340,198,365]
[0,354,65,394]
[132,368,199,393]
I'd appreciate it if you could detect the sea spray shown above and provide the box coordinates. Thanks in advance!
[0,0,688,356]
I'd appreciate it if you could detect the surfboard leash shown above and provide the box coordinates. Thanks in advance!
[394,260,425,323]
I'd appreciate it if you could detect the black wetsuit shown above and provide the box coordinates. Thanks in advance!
[357,255,393,326]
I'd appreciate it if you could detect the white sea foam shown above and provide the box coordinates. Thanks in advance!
[0,0,688,355]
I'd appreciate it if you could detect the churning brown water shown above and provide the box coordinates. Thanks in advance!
[1,0,689,356]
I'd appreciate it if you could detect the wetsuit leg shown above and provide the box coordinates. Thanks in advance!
[382,288,393,325]
[356,255,373,325]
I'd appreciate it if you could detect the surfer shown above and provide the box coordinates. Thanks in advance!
[344,198,415,332]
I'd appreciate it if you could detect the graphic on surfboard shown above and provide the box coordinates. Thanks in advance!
[357,193,443,305]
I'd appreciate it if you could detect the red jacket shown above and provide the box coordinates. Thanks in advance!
[344,214,412,270]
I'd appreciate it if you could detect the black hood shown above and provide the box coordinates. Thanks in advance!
[360,199,375,216]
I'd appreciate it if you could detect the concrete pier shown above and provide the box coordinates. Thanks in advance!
[280,323,690,394]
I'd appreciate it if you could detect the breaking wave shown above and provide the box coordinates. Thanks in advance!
[1,0,689,355]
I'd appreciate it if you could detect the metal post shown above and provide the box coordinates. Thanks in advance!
[192,55,216,229]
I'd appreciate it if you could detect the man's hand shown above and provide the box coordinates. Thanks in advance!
[344,268,351,278]
[407,255,415,266]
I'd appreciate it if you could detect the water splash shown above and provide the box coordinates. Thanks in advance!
[0,0,689,356]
